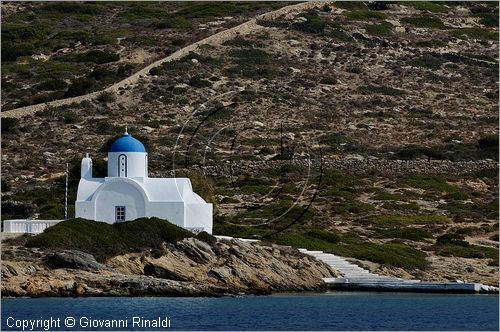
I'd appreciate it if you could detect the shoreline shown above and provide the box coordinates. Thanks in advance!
[2,233,497,298]
[1,236,335,298]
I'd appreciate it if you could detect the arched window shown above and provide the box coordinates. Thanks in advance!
[118,154,127,177]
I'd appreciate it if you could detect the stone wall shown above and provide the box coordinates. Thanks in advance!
[160,157,498,178]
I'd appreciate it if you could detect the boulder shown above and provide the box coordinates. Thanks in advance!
[45,250,106,271]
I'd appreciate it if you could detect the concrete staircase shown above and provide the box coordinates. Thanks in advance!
[299,249,421,284]
[299,249,498,293]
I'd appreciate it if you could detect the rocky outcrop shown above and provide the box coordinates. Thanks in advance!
[45,250,108,271]
[107,238,336,294]
[1,236,337,297]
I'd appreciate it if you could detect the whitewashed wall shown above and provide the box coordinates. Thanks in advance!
[3,220,62,233]
[108,152,148,178]
[93,180,147,223]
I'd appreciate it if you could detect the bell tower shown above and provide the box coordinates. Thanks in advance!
[107,129,148,179]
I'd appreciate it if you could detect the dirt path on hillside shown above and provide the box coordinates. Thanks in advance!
[1,1,327,119]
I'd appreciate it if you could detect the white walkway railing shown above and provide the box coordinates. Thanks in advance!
[3,219,62,234]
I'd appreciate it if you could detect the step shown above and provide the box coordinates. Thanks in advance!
[330,265,370,272]
[320,260,359,265]
[342,272,374,276]
[327,267,370,272]
[328,266,369,271]
[324,264,365,269]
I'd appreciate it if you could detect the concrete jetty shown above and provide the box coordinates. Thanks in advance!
[299,249,498,294]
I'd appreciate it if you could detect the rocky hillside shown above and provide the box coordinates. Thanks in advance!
[2,234,335,297]
[1,2,498,285]
[1,1,291,110]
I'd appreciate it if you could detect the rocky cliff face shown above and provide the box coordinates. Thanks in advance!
[1,236,336,297]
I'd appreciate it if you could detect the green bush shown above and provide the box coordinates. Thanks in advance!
[476,13,499,27]
[58,50,119,64]
[62,111,80,124]
[295,10,328,33]
[373,191,402,201]
[304,229,341,243]
[407,55,446,69]
[322,169,362,188]
[1,179,11,193]
[224,65,276,79]
[435,244,498,262]
[1,117,19,133]
[333,200,375,214]
[270,233,335,251]
[223,36,263,48]
[90,67,116,80]
[2,42,35,61]
[346,65,363,73]
[450,28,499,41]
[330,28,354,42]
[371,214,450,225]
[473,168,498,180]
[436,232,468,246]
[344,10,387,21]
[195,231,217,245]
[394,145,444,160]
[188,75,212,88]
[1,23,47,42]
[332,242,429,269]
[401,16,446,29]
[175,1,286,19]
[399,202,420,211]
[37,2,101,14]
[154,17,192,29]
[121,3,169,20]
[442,199,498,220]
[365,22,392,35]
[322,4,332,12]
[461,53,497,62]
[405,1,448,13]
[478,134,499,160]
[34,79,68,91]
[26,218,194,261]
[241,198,314,225]
[149,66,162,76]
[358,85,407,96]
[319,76,338,85]
[415,39,447,48]
[65,78,98,97]
[230,48,271,65]
[375,227,432,241]
[213,217,268,239]
[334,2,367,10]
[399,175,459,193]
[96,91,116,104]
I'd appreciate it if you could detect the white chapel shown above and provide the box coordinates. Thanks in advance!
[75,130,213,234]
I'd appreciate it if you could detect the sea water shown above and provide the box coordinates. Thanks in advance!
[2,292,498,331]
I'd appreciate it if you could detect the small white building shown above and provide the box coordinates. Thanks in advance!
[75,130,213,234]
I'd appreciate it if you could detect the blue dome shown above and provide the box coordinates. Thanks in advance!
[109,133,146,153]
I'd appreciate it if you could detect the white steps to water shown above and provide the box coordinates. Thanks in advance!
[299,248,423,285]
[299,248,498,293]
